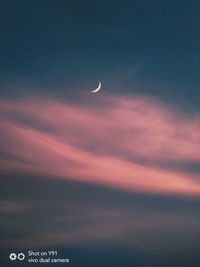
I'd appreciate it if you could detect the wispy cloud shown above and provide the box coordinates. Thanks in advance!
[1,175,200,251]
[0,93,200,196]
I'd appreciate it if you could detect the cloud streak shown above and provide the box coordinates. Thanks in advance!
[1,174,200,252]
[0,93,200,196]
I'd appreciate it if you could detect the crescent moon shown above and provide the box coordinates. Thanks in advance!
[91,81,101,93]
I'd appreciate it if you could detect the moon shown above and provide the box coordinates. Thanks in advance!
[91,81,102,93]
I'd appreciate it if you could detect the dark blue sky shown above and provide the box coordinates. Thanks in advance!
[0,0,200,109]
[1,2,200,267]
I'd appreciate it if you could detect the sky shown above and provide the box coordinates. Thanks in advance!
[0,1,200,266]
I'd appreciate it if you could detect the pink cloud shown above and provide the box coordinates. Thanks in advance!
[0,94,200,196]
[0,200,28,213]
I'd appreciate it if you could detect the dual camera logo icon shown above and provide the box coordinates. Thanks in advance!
[9,253,25,261]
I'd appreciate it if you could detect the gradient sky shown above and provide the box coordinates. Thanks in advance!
[0,1,200,267]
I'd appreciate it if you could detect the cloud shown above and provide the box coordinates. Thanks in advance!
[0,93,200,196]
[1,175,200,253]
[0,200,28,213]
